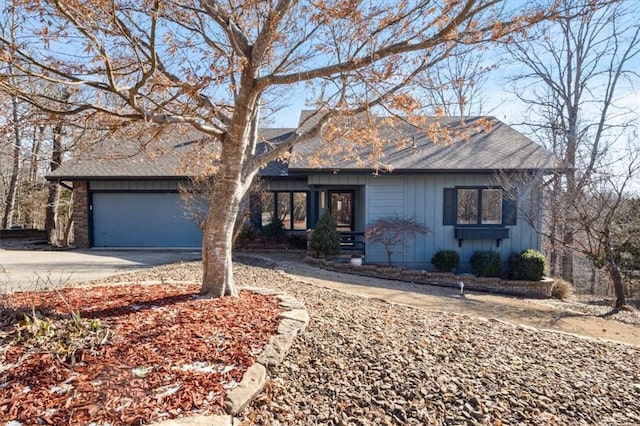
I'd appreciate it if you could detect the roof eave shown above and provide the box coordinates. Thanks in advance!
[287,167,558,175]
[45,175,194,182]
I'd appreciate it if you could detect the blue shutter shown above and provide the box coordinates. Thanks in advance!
[502,193,517,225]
[443,188,456,225]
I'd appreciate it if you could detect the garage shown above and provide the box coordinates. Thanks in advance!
[91,192,204,248]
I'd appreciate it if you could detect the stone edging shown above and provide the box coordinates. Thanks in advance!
[223,288,309,416]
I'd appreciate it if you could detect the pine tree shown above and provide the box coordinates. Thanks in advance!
[310,211,341,257]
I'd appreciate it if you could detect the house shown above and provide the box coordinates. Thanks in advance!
[47,111,557,270]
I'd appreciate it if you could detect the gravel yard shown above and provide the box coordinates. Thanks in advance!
[89,257,640,426]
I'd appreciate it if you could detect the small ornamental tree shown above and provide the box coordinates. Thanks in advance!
[365,216,429,265]
[309,211,341,257]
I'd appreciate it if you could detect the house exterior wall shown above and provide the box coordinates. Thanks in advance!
[360,174,542,270]
[261,178,309,192]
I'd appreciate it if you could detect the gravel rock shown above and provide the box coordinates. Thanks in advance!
[90,258,640,425]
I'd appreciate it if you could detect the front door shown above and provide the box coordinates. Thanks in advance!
[329,191,354,231]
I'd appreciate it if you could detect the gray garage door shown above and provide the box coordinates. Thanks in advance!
[92,192,204,247]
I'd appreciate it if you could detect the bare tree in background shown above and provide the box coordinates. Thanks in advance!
[420,48,493,116]
[0,0,559,298]
[44,89,71,244]
[507,0,640,307]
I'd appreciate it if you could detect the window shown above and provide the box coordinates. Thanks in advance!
[456,188,502,225]
[292,192,308,230]
[481,189,503,224]
[456,189,479,224]
[258,191,307,230]
[329,191,354,231]
[260,193,274,227]
[444,187,516,226]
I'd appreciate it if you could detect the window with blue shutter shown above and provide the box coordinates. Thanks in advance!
[442,187,517,226]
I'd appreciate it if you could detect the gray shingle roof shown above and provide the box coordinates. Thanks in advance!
[47,112,557,181]
[288,112,558,172]
[47,127,294,180]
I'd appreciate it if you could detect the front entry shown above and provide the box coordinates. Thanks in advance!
[329,191,354,231]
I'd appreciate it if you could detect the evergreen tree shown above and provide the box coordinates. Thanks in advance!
[310,211,341,257]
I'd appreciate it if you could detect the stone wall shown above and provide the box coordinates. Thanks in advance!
[73,181,90,248]
[312,258,555,298]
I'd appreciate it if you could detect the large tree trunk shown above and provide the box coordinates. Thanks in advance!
[200,75,259,297]
[2,95,22,229]
[201,174,243,298]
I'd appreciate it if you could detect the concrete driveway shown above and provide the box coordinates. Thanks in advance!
[0,249,201,292]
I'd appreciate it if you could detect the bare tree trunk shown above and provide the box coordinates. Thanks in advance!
[200,80,259,297]
[548,239,557,276]
[201,171,243,297]
[604,231,626,307]
[589,267,597,295]
[605,259,626,308]
[45,124,63,244]
[62,207,74,246]
[29,125,43,185]
[547,173,561,276]
[2,95,21,229]
[561,232,574,283]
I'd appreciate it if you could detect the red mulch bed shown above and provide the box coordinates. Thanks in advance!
[0,284,281,425]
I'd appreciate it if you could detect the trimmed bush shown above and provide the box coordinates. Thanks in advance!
[309,211,341,257]
[509,249,546,281]
[431,250,460,272]
[469,250,502,277]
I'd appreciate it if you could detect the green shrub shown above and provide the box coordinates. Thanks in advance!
[509,249,546,281]
[262,216,286,243]
[309,211,341,257]
[469,250,503,277]
[431,250,460,272]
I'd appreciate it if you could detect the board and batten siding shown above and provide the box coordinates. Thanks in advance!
[262,179,310,192]
[365,176,407,264]
[364,174,542,270]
